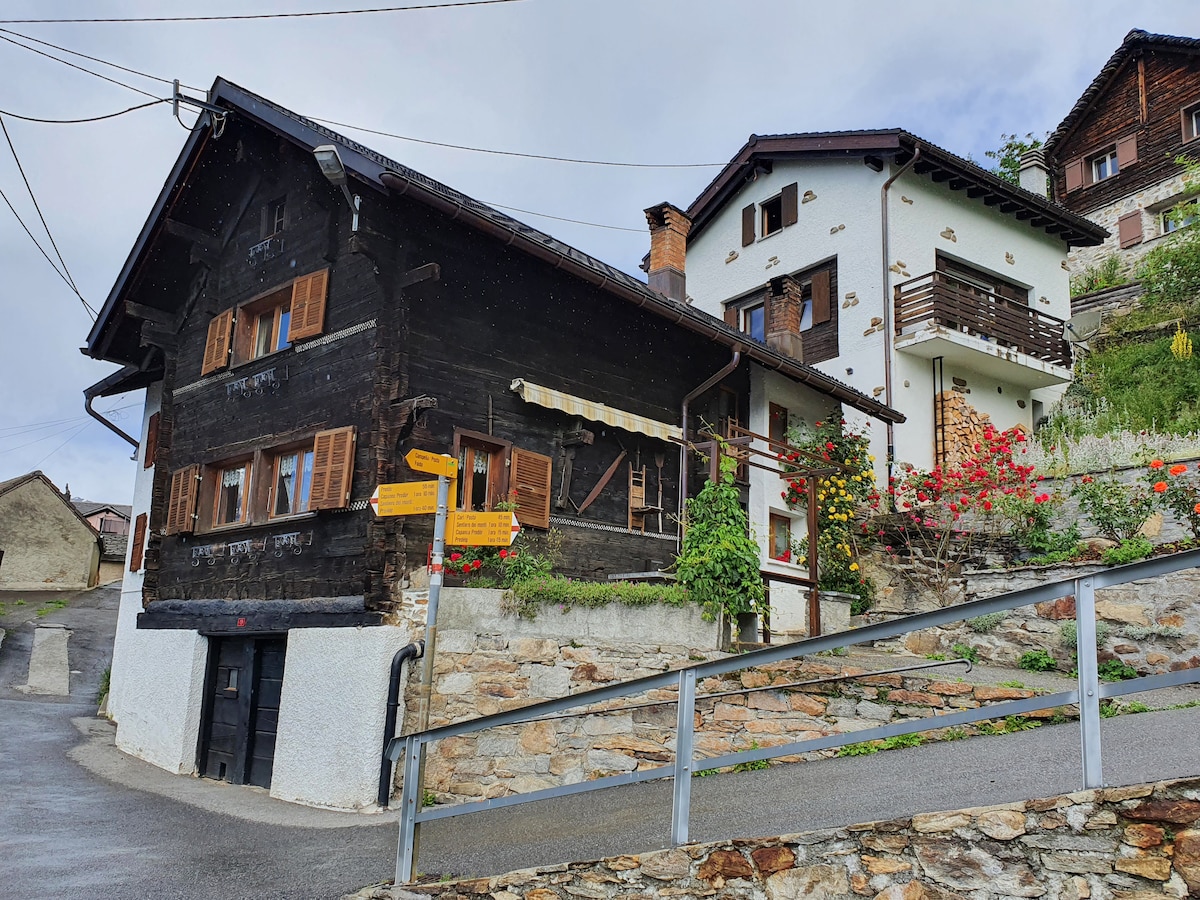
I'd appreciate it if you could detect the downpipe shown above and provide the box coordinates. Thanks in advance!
[378,639,425,807]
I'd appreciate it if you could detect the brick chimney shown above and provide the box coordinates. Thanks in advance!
[1018,148,1049,197]
[766,275,804,361]
[644,202,691,303]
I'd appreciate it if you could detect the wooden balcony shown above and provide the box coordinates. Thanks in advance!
[894,272,1070,369]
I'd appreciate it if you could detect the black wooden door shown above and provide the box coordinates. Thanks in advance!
[199,636,286,787]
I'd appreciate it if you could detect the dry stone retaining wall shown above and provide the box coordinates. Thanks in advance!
[349,777,1200,900]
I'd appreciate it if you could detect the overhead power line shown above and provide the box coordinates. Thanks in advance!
[0,98,168,124]
[0,32,160,99]
[482,199,644,233]
[0,0,525,25]
[0,27,200,91]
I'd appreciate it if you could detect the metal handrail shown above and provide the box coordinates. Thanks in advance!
[390,548,1200,883]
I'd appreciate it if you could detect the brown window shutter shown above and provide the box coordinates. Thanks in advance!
[1116,134,1139,169]
[1064,158,1084,193]
[723,305,738,328]
[165,464,200,535]
[780,182,799,227]
[510,447,552,530]
[201,310,233,376]
[811,268,832,325]
[286,268,330,343]
[1118,210,1143,248]
[309,425,356,510]
[129,513,147,571]
[143,412,159,470]
[741,203,756,246]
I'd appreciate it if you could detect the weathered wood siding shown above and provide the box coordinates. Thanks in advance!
[1053,48,1200,214]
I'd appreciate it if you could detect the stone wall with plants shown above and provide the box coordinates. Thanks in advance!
[395,589,1075,805]
[349,777,1200,900]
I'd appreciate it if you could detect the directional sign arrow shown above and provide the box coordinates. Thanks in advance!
[368,480,440,516]
[445,511,520,546]
[404,449,458,478]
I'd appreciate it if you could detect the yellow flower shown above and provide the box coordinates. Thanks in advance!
[868,455,876,462]
[849,563,859,571]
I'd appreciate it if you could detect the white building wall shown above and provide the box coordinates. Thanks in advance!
[107,383,209,775]
[271,625,410,810]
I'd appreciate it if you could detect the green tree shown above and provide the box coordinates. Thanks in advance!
[985,132,1045,187]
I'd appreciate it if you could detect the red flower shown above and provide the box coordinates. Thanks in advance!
[449,552,462,562]
[473,559,483,569]
[1154,481,1168,493]
[1150,459,1165,469]
[1170,464,1188,476]
[498,549,509,558]
[983,500,993,511]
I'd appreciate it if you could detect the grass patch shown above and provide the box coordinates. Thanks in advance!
[502,576,689,620]
[1019,649,1057,672]
[35,598,68,617]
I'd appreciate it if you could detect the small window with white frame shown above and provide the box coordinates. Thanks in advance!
[263,197,286,238]
[269,445,314,518]
[1162,202,1200,235]
[1090,148,1119,182]
[769,514,792,563]
[741,302,766,342]
[1183,102,1200,142]
[214,460,252,527]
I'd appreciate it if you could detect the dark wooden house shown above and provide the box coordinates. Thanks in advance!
[83,79,897,807]
[1046,29,1200,276]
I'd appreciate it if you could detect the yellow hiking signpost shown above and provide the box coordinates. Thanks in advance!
[445,511,520,547]
[368,480,439,516]
[403,448,458,478]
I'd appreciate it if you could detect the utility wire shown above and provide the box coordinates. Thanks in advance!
[482,199,644,233]
[31,423,90,468]
[0,421,92,456]
[0,32,160,99]
[0,98,168,124]
[312,116,727,168]
[0,115,84,301]
[0,185,95,318]
[0,0,526,25]
[0,27,202,91]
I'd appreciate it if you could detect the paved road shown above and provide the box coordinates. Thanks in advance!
[2,584,1199,898]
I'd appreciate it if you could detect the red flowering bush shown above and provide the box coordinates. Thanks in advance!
[1146,458,1200,538]
[886,426,1051,600]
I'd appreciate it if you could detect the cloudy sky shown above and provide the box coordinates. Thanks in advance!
[2,0,1199,504]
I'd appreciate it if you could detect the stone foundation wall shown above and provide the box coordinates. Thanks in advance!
[350,777,1200,900]
[396,588,1073,805]
[878,565,1200,676]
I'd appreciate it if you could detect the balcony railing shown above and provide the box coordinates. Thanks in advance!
[894,272,1070,368]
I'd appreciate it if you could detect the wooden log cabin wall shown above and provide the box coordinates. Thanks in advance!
[136,111,752,616]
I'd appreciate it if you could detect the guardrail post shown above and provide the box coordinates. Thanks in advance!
[670,667,698,846]
[395,735,423,885]
[1075,576,1104,788]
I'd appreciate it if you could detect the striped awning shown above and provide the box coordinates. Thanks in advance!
[510,379,682,443]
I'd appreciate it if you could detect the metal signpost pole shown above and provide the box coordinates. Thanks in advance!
[411,471,451,873]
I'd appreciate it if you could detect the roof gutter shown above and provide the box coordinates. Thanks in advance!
[83,369,140,449]
[881,145,921,504]
[377,172,902,425]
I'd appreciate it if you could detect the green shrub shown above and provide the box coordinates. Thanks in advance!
[676,452,766,622]
[1122,623,1183,640]
[1137,225,1200,306]
[1097,659,1138,681]
[1059,620,1112,648]
[967,612,1006,633]
[951,643,979,663]
[879,733,924,750]
[837,741,879,757]
[1072,476,1156,543]
[1019,649,1057,672]
[1101,536,1153,565]
[1070,253,1128,297]
[505,576,689,620]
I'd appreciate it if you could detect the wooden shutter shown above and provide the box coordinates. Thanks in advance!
[723,305,738,328]
[741,203,756,246]
[1118,210,1144,248]
[811,268,832,325]
[287,268,330,342]
[1064,158,1084,193]
[1116,134,1139,169]
[510,447,552,530]
[143,412,159,470]
[165,464,200,535]
[129,513,147,571]
[781,182,799,227]
[309,426,356,510]
[201,310,233,376]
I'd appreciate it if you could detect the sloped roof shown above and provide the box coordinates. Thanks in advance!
[0,471,101,537]
[73,501,133,520]
[1046,29,1200,156]
[684,129,1106,247]
[83,78,904,425]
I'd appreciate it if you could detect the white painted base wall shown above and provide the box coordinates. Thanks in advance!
[270,626,410,810]
[108,585,207,775]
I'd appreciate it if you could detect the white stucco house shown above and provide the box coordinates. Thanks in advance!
[644,131,1106,628]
